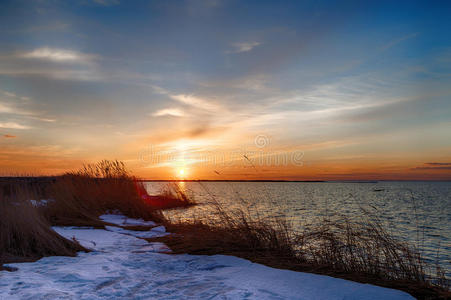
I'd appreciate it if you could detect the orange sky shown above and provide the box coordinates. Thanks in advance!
[1,133,450,180]
[1,1,451,180]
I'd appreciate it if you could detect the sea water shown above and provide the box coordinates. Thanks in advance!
[144,181,451,277]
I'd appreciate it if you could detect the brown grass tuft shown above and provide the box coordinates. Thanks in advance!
[0,183,87,267]
[42,160,165,226]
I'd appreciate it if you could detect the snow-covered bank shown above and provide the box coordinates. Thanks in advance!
[0,215,414,299]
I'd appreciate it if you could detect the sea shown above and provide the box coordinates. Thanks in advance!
[144,181,451,277]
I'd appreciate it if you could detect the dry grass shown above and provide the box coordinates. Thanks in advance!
[0,182,87,268]
[42,160,165,226]
[152,200,451,300]
[42,161,194,226]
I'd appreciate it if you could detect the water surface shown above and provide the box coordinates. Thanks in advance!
[144,181,451,277]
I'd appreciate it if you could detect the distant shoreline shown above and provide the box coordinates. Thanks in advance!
[139,179,327,182]
[139,179,451,182]
[1,177,450,183]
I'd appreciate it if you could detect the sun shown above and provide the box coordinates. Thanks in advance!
[177,168,187,178]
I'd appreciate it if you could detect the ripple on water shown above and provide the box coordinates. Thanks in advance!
[145,181,451,278]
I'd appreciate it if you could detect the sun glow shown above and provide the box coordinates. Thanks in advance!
[177,168,187,178]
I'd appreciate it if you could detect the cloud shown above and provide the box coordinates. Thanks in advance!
[0,48,108,81]
[28,116,56,122]
[414,166,451,170]
[0,91,55,122]
[0,122,30,129]
[150,85,170,95]
[20,47,94,63]
[152,108,185,117]
[0,89,30,101]
[0,101,36,116]
[188,126,210,137]
[412,163,451,170]
[3,134,16,138]
[229,42,261,53]
[169,94,221,112]
[0,68,103,81]
[381,33,419,51]
[93,0,120,6]
[0,102,15,114]
[425,162,451,166]
[0,95,35,120]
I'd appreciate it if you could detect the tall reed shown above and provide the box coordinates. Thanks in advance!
[43,160,164,225]
[0,182,86,266]
[156,188,450,300]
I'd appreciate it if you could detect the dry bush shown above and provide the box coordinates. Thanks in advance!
[43,160,164,226]
[0,183,86,266]
[294,215,423,278]
[41,175,107,227]
[160,217,295,260]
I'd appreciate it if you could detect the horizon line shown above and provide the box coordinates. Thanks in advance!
[1,176,450,183]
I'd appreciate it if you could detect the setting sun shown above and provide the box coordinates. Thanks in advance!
[177,168,186,178]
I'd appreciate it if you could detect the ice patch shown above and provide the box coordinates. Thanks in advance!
[53,226,149,251]
[149,225,166,233]
[29,199,52,207]
[105,225,170,239]
[99,214,157,227]
[132,243,172,253]
[1,215,415,300]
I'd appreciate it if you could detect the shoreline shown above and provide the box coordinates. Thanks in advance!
[1,166,450,299]
[2,177,451,183]
[0,213,415,300]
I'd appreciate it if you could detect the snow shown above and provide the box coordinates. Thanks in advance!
[105,225,170,239]
[100,214,156,227]
[30,199,53,207]
[0,214,414,300]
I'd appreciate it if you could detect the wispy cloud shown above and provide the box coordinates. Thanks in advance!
[20,47,94,63]
[1,21,69,34]
[28,116,56,122]
[0,122,30,129]
[152,108,185,117]
[0,90,55,122]
[0,101,36,116]
[150,86,222,113]
[414,166,451,170]
[3,134,16,138]
[92,0,120,6]
[169,94,221,112]
[0,89,30,101]
[150,85,170,95]
[0,68,103,81]
[0,102,16,114]
[0,47,101,81]
[412,162,451,170]
[425,162,451,166]
[381,33,419,51]
[229,42,261,53]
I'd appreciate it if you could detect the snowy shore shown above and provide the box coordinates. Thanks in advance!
[0,214,414,299]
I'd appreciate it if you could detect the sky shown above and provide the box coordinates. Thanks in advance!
[0,0,450,180]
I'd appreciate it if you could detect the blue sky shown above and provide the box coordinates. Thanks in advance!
[0,0,450,179]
